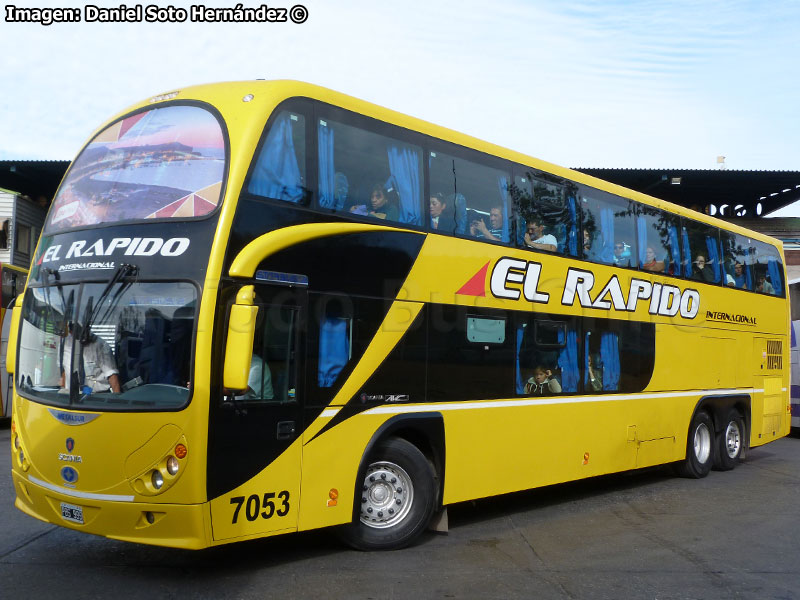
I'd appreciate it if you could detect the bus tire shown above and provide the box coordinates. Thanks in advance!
[676,410,714,478]
[339,437,436,551]
[713,408,744,471]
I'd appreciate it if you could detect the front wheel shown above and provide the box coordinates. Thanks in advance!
[675,410,714,478]
[338,437,436,551]
[713,409,745,471]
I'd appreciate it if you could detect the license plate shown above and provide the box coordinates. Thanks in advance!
[60,502,84,524]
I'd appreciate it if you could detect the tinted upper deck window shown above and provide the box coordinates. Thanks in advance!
[317,117,423,226]
[429,150,511,242]
[580,187,637,268]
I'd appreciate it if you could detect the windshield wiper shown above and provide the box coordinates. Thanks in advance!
[68,263,137,403]
[41,267,70,330]
[79,262,138,345]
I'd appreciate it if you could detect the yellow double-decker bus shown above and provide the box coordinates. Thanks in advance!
[8,81,790,551]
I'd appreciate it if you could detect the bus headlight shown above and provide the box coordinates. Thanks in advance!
[17,448,29,471]
[129,435,188,496]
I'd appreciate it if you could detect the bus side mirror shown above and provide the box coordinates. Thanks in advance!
[6,295,23,376]
[223,285,258,392]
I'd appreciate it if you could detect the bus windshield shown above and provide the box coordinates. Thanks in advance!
[17,280,196,410]
[46,104,225,234]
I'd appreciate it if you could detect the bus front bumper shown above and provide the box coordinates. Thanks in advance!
[12,471,211,550]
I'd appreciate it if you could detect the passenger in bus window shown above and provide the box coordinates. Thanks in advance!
[613,241,633,267]
[642,247,665,272]
[59,323,121,394]
[367,184,398,221]
[583,229,600,261]
[524,218,557,252]
[586,354,603,392]
[732,262,747,288]
[691,254,715,282]
[429,192,455,232]
[470,205,504,242]
[524,365,562,395]
[236,354,274,401]
[756,274,775,295]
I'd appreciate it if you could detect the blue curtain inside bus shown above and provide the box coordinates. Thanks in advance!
[682,228,692,275]
[318,123,337,209]
[318,317,350,387]
[249,113,304,202]
[705,236,721,283]
[497,176,510,243]
[637,216,648,266]
[668,225,681,276]
[556,329,578,392]
[600,332,620,391]
[599,208,615,263]
[567,196,578,256]
[767,257,783,295]
[387,145,421,225]
[719,239,727,282]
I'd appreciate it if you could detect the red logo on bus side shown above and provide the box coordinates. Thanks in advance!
[456,262,489,297]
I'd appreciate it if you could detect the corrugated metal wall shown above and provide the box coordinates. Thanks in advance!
[4,194,46,268]
[0,191,14,265]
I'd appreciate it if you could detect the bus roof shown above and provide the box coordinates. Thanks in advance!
[89,80,783,249]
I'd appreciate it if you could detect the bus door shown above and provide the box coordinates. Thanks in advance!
[209,284,306,541]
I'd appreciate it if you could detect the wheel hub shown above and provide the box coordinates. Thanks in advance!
[725,421,741,458]
[694,422,711,463]
[360,461,414,529]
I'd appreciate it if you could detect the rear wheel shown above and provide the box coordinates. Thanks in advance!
[338,437,436,551]
[713,409,744,471]
[676,410,714,478]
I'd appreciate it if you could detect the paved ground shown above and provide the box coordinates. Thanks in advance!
[2,425,800,599]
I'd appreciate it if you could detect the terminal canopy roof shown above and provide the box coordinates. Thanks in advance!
[0,160,69,201]
[575,168,800,219]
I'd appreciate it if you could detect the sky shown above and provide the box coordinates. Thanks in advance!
[2,0,799,178]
